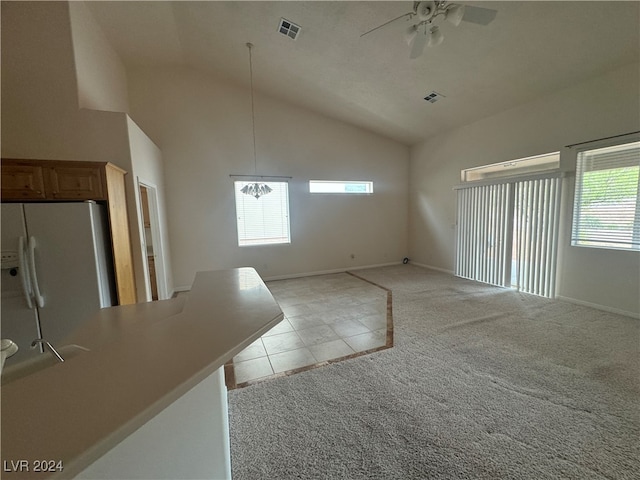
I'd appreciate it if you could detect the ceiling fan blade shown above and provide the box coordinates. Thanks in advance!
[461,5,497,26]
[360,12,413,37]
[409,27,427,59]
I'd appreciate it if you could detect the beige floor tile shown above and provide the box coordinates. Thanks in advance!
[337,305,370,320]
[234,338,267,362]
[331,318,371,337]
[262,319,294,337]
[343,331,386,352]
[261,331,305,355]
[296,324,340,347]
[308,339,355,362]
[232,273,391,387]
[281,303,312,317]
[269,347,317,373]
[288,313,324,331]
[357,314,387,331]
[234,356,274,383]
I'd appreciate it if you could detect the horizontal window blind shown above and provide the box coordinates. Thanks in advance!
[572,141,640,250]
[234,181,290,246]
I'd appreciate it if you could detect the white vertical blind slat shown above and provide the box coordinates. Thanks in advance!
[455,174,561,298]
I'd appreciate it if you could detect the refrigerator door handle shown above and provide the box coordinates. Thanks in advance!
[18,236,34,309]
[27,236,45,308]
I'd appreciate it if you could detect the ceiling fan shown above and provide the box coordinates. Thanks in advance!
[361,1,498,59]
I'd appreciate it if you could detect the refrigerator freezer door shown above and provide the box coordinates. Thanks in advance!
[1,204,41,364]
[23,203,116,346]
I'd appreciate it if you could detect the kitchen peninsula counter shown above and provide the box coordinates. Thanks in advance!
[1,268,283,479]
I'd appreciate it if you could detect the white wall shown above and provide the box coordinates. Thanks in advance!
[127,117,175,299]
[0,2,130,164]
[1,1,173,305]
[127,67,410,288]
[68,1,130,113]
[409,62,640,316]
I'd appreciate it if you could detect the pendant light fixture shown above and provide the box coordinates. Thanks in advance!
[240,43,272,199]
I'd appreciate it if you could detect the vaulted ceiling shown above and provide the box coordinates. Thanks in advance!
[87,1,640,145]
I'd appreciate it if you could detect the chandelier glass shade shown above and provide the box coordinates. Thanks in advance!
[240,182,273,199]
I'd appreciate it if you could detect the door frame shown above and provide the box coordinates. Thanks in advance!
[136,179,168,301]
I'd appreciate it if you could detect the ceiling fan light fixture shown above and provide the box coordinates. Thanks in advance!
[445,4,465,27]
[427,25,444,47]
[404,24,418,45]
[416,1,436,21]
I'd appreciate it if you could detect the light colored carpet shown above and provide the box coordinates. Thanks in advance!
[228,265,639,479]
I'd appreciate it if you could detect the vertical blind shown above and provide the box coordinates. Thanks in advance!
[513,177,562,297]
[234,181,290,246]
[455,174,562,298]
[571,141,640,250]
[456,183,513,288]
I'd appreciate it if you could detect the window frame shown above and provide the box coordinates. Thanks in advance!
[309,180,374,194]
[461,152,560,183]
[233,180,291,247]
[570,139,640,252]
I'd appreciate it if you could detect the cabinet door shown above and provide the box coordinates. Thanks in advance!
[1,164,47,200]
[49,166,106,200]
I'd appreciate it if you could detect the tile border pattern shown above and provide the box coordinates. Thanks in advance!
[225,271,393,390]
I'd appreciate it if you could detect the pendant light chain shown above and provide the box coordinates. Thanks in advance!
[247,42,258,176]
[240,42,272,199]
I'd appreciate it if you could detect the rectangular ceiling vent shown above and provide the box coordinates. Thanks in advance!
[278,18,301,40]
[424,91,446,103]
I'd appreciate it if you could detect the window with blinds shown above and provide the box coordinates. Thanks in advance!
[234,181,290,246]
[571,141,640,251]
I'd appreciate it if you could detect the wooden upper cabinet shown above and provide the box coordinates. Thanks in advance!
[1,159,137,305]
[49,165,105,200]
[1,163,47,200]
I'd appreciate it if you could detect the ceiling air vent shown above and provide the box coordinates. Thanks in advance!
[278,18,301,40]
[424,91,446,103]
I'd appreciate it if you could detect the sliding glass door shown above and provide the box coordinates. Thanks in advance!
[455,175,562,298]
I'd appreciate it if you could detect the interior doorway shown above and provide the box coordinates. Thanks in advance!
[138,182,165,301]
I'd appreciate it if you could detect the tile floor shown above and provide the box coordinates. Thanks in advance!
[228,272,392,388]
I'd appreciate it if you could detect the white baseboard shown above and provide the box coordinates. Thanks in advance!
[172,263,404,290]
[556,295,639,319]
[409,261,455,275]
[262,262,402,282]
[172,286,191,294]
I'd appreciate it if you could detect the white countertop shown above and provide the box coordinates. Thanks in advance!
[0,268,283,479]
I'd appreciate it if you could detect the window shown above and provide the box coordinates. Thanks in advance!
[461,152,559,182]
[571,141,640,251]
[234,181,290,246]
[309,180,373,194]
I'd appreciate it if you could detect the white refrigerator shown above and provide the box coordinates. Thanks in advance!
[1,202,116,365]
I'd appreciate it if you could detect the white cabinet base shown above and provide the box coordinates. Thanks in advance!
[77,368,231,480]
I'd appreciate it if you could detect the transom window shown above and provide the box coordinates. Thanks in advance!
[309,180,373,194]
[234,181,290,247]
[461,152,560,182]
[571,140,640,251]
